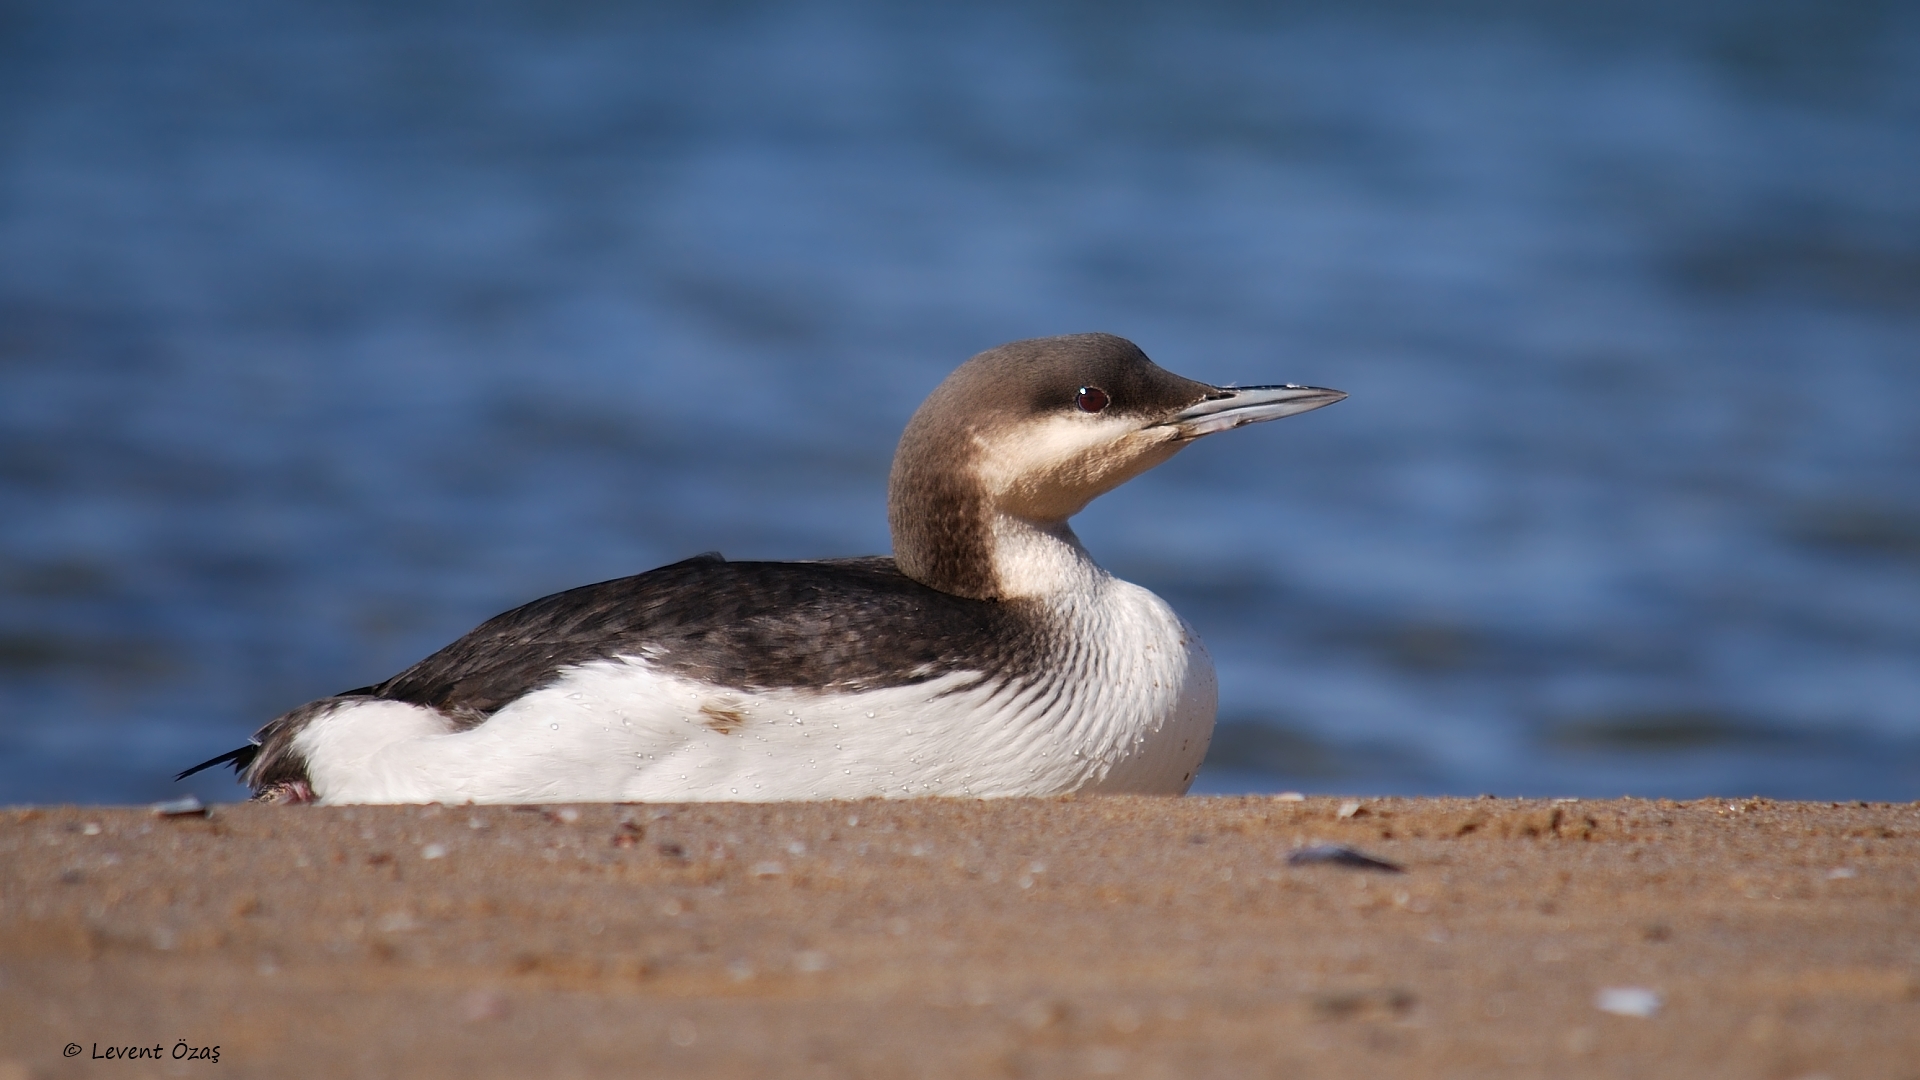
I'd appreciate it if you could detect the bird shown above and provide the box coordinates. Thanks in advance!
[178,333,1343,804]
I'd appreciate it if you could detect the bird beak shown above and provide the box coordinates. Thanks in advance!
[1157,384,1347,438]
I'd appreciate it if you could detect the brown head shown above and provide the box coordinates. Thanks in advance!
[888,333,1344,599]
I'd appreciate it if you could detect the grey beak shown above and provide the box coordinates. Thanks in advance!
[1159,384,1347,438]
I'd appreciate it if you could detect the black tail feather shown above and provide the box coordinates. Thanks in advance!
[175,744,259,782]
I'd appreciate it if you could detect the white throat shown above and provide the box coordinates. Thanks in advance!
[987,514,1107,599]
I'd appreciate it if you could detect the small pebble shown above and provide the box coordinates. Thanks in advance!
[421,843,448,860]
[151,796,207,818]
[1336,800,1363,819]
[1287,843,1404,873]
[461,990,509,1023]
[1594,986,1662,1018]
[1275,792,1305,802]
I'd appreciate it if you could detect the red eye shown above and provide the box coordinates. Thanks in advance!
[1076,386,1109,413]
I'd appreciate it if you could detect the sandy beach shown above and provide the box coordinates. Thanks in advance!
[2,795,1916,1078]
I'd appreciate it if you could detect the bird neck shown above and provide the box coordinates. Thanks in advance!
[889,465,1101,601]
[983,514,1106,600]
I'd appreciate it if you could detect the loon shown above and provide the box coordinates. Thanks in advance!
[179,333,1343,804]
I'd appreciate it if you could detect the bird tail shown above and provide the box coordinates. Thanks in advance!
[174,744,259,782]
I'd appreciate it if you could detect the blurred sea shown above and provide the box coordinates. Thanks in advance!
[2,0,1918,804]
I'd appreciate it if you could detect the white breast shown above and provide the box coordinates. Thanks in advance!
[295,574,1217,805]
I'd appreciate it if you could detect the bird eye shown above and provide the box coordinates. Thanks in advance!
[1076,386,1110,413]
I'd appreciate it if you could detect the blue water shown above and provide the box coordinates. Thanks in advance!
[3,0,1918,804]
